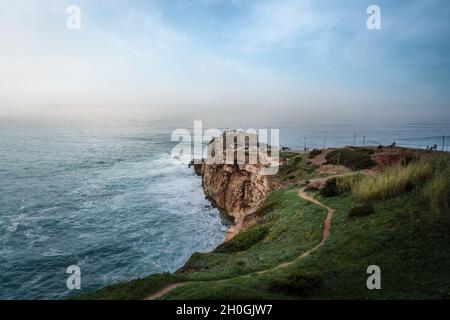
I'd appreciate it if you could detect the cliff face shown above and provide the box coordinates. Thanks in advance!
[193,131,278,240]
[196,163,275,240]
[200,163,271,214]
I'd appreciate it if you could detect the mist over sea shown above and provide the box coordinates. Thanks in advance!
[0,114,449,299]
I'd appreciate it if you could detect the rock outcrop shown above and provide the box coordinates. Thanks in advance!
[193,131,279,240]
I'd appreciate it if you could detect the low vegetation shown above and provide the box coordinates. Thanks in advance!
[79,148,450,300]
[320,174,364,197]
[269,271,323,297]
[71,273,183,300]
[325,148,374,170]
[214,224,271,254]
[160,191,450,300]
[77,188,327,299]
[353,155,450,215]
[309,149,322,158]
[348,204,375,218]
[421,172,450,214]
[279,152,317,184]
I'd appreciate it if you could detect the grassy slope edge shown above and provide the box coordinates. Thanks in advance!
[75,150,450,300]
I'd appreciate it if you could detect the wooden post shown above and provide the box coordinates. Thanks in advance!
[304,137,307,151]
[363,136,366,147]
[323,137,326,149]
[443,135,446,152]
[337,152,341,166]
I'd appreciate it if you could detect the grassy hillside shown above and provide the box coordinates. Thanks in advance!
[278,152,318,184]
[76,149,450,300]
[325,148,374,170]
[74,188,327,300]
[159,193,450,300]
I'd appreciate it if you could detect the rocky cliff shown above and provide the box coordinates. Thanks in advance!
[193,131,279,240]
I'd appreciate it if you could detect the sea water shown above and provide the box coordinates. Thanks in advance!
[0,114,449,299]
[0,116,228,299]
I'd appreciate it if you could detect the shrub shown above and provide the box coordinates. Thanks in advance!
[320,178,338,197]
[279,154,317,181]
[353,160,435,203]
[215,224,271,254]
[336,174,364,193]
[320,174,363,197]
[352,155,450,216]
[309,149,322,158]
[293,156,302,163]
[421,170,450,214]
[325,148,374,171]
[348,204,375,218]
[269,271,323,297]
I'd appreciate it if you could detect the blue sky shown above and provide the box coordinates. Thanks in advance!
[0,0,449,120]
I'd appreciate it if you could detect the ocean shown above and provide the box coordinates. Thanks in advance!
[0,114,449,299]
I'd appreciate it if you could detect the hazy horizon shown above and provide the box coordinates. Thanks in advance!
[1,0,449,122]
[2,1,450,301]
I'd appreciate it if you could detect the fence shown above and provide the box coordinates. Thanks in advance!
[295,135,449,152]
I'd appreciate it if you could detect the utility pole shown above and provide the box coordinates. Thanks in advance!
[354,133,356,146]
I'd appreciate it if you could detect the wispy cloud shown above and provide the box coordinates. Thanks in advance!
[237,0,316,52]
[0,0,449,119]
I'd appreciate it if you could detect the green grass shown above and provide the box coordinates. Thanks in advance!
[79,188,450,300]
[320,174,364,197]
[348,203,375,218]
[353,160,433,202]
[421,172,450,214]
[79,151,450,300]
[178,188,326,281]
[326,148,374,171]
[78,188,327,299]
[304,193,450,299]
[71,273,186,300]
[353,155,450,216]
[214,224,272,254]
[162,192,450,300]
[269,270,323,297]
[279,152,318,184]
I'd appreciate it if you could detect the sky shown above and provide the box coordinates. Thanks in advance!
[0,0,449,121]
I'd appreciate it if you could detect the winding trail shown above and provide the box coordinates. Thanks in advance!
[144,187,334,300]
[297,188,334,255]
[145,283,189,300]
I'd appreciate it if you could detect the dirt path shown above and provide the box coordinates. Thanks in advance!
[144,282,190,300]
[144,187,334,300]
[298,188,333,252]
[256,187,334,272]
